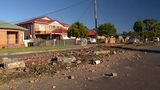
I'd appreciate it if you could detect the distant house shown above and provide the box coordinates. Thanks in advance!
[88,29,96,38]
[115,34,130,43]
[0,20,28,48]
[16,16,71,40]
[88,29,106,39]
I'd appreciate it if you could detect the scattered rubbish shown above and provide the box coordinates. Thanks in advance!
[50,58,57,62]
[28,80,35,83]
[89,70,96,72]
[104,73,118,77]
[52,86,56,88]
[113,51,116,54]
[111,73,118,77]
[75,60,82,64]
[93,60,101,65]
[69,76,75,79]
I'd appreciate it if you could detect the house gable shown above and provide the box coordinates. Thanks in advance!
[49,21,63,26]
[42,17,51,21]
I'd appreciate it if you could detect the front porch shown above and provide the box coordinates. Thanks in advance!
[0,31,25,48]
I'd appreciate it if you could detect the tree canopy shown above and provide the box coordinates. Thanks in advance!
[67,21,88,38]
[143,18,158,31]
[97,22,117,36]
[133,20,145,33]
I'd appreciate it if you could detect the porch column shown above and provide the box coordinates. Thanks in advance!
[50,34,52,40]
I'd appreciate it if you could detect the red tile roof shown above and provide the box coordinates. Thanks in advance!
[16,16,52,25]
[88,30,96,35]
[16,16,70,26]
[52,29,68,33]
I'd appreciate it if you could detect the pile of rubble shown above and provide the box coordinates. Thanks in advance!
[0,45,124,83]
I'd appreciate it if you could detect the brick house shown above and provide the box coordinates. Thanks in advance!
[88,29,96,38]
[16,16,71,40]
[0,20,28,48]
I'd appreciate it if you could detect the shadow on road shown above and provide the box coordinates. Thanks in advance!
[114,46,160,54]
[127,48,160,53]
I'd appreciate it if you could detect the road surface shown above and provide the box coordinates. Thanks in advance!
[0,44,160,90]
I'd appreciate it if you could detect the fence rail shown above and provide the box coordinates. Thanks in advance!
[33,38,76,46]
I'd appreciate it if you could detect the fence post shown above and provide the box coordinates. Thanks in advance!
[64,39,65,46]
[54,39,56,47]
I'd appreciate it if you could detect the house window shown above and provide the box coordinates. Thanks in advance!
[53,26,56,28]
[26,24,30,29]
[49,26,53,30]
[20,32,24,41]
[39,24,45,30]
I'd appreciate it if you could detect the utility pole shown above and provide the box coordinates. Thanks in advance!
[94,0,98,29]
[94,0,98,43]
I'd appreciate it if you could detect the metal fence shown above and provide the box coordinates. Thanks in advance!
[33,38,76,46]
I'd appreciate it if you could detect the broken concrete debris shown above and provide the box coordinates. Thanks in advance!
[4,61,25,69]
[0,57,11,63]
[74,60,82,64]
[23,67,30,72]
[57,56,76,63]
[94,50,110,55]
[0,57,25,69]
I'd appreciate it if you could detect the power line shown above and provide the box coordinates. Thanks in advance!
[9,0,90,24]
[78,0,93,21]
[97,2,107,23]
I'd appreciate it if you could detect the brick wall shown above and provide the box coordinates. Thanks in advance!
[0,30,7,45]
[0,29,25,48]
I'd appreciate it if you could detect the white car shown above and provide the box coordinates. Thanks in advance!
[128,37,140,44]
[87,38,96,44]
[154,37,159,42]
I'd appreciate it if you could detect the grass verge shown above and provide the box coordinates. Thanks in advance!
[0,45,85,54]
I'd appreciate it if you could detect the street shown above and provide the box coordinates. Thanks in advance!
[0,44,160,90]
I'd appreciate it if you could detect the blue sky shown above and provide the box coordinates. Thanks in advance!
[1,0,160,33]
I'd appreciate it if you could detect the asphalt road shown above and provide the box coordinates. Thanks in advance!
[92,45,160,90]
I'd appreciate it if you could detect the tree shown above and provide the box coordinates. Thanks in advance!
[122,31,128,35]
[143,31,156,41]
[67,21,88,38]
[143,18,158,31]
[97,22,117,36]
[127,31,140,37]
[133,20,145,33]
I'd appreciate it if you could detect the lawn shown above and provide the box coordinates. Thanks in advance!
[0,45,85,54]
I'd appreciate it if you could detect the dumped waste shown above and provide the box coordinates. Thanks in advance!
[0,45,126,84]
[0,57,25,69]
